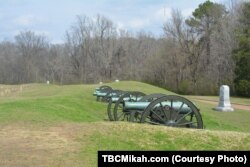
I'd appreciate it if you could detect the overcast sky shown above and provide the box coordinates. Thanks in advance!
[0,0,222,43]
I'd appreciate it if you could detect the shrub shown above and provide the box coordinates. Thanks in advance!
[235,80,250,97]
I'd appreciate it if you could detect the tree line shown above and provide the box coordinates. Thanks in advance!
[0,0,249,96]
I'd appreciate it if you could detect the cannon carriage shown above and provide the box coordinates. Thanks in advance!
[93,85,126,102]
[101,89,125,102]
[111,93,203,129]
[109,93,164,121]
[128,95,203,129]
[107,91,146,121]
[93,85,113,101]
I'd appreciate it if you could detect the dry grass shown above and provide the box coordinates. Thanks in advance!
[0,122,249,167]
[0,85,23,97]
[0,123,91,167]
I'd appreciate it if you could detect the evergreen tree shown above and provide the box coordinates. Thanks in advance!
[233,2,250,97]
[186,0,226,65]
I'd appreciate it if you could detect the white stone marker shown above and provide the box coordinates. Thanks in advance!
[115,79,119,82]
[215,85,234,112]
[46,80,50,85]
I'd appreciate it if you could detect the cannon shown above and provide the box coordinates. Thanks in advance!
[111,93,165,122]
[94,85,112,92]
[93,85,112,101]
[113,94,203,129]
[101,89,125,102]
[107,91,146,121]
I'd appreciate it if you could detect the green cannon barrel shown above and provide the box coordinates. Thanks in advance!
[107,92,119,97]
[94,92,121,97]
[93,86,112,96]
[95,92,108,97]
[111,96,142,102]
[111,97,120,102]
[103,92,119,97]
[93,90,101,96]
[124,101,191,114]
[124,101,149,110]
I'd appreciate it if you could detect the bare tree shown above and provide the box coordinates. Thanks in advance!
[65,15,93,83]
[94,14,117,80]
[162,9,204,92]
[15,31,48,83]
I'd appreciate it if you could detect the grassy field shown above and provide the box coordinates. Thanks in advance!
[0,81,249,167]
[187,95,250,106]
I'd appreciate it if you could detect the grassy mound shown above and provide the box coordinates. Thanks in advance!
[0,81,249,166]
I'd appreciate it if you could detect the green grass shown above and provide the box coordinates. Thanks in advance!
[0,81,249,167]
[198,102,250,132]
[187,95,250,105]
[86,122,249,150]
[1,81,249,132]
[81,122,250,166]
[0,84,107,124]
[0,81,175,125]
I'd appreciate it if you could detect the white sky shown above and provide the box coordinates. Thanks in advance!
[0,0,223,43]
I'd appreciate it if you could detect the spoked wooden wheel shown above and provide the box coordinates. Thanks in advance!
[140,95,203,129]
[113,91,146,121]
[96,85,112,101]
[99,85,112,90]
[107,98,115,121]
[130,93,167,122]
[107,90,127,121]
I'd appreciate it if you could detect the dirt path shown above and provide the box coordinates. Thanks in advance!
[192,98,250,111]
